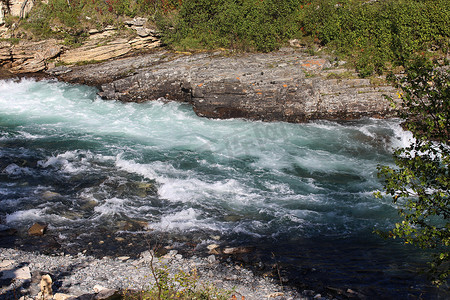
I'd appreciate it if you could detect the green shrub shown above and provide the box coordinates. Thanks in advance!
[158,0,302,52]
[22,0,162,42]
[301,0,449,76]
[156,0,449,75]
[20,0,450,75]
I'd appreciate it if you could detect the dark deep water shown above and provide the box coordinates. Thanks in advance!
[0,79,448,298]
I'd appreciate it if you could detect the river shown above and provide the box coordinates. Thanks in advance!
[0,78,447,298]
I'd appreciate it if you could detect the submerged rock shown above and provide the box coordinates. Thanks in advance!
[0,226,17,237]
[41,191,62,200]
[115,220,148,232]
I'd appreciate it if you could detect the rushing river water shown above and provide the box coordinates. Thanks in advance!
[0,78,448,298]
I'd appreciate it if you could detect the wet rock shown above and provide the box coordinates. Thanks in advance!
[41,191,62,200]
[101,179,156,199]
[224,215,244,222]
[115,219,148,232]
[61,211,83,220]
[133,182,156,198]
[80,200,98,211]
[0,226,17,237]
[28,223,48,236]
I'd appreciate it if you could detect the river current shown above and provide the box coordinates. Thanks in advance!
[0,78,447,298]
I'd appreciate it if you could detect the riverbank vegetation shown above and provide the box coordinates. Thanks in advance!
[377,57,449,286]
[6,0,448,76]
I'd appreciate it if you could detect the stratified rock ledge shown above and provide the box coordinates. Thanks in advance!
[52,48,397,123]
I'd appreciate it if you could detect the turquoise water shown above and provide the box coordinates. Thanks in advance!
[0,78,447,298]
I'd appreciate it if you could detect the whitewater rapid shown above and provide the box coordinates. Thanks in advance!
[4,78,446,298]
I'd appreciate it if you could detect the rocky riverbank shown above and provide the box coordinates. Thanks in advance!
[1,31,398,124]
[52,47,397,123]
[0,247,331,300]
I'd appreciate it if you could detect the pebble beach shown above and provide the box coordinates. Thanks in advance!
[0,247,326,300]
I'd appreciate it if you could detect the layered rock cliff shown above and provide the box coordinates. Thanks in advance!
[51,48,397,122]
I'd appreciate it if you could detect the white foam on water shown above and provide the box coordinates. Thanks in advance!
[388,121,415,150]
[38,150,116,175]
[93,197,130,216]
[6,208,44,223]
[148,208,222,232]
[3,164,33,177]
[16,131,46,140]
[0,79,408,238]
[263,182,294,194]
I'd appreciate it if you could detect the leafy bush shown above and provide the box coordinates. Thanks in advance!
[158,0,302,52]
[22,0,163,43]
[158,0,449,75]
[19,0,450,75]
[376,57,449,285]
[301,0,449,76]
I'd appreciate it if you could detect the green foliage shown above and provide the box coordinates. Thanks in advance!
[156,0,449,75]
[20,0,450,75]
[158,0,302,52]
[377,57,449,286]
[22,0,163,42]
[301,0,449,76]
[0,37,20,44]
